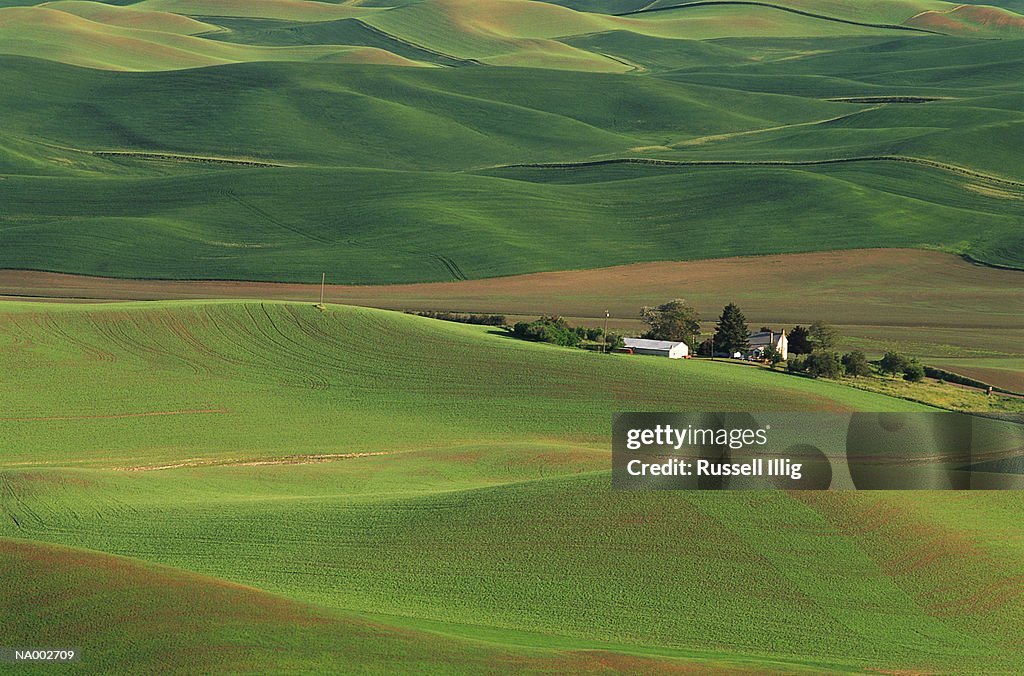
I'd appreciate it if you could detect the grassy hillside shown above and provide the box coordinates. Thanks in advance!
[2,23,1023,278]
[11,0,1023,73]
[2,160,1021,282]
[2,1,1022,673]
[7,301,1024,674]
[0,301,921,467]
[0,6,425,70]
[3,538,625,675]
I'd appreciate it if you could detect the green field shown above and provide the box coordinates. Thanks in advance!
[9,301,1024,674]
[0,301,921,467]
[2,0,1024,279]
[2,0,1022,672]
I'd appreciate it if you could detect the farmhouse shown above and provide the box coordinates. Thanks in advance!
[743,330,788,361]
[623,338,689,359]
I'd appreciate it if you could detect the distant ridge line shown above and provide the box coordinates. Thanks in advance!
[613,1,950,36]
[350,18,483,66]
[492,155,1024,188]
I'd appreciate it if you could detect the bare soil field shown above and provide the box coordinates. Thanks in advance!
[2,248,1018,325]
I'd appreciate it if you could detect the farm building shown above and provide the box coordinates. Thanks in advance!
[742,330,788,361]
[623,338,689,359]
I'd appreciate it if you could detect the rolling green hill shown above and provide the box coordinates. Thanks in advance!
[1,159,1021,282]
[3,2,1022,673]
[3,301,1024,674]
[0,301,920,467]
[1,1,1023,279]
[2,538,608,675]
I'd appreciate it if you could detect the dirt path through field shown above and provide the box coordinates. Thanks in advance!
[114,452,393,471]
[0,409,229,422]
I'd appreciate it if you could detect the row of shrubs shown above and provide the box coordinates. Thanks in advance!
[409,311,627,350]
[406,310,506,326]
[923,365,1001,392]
[509,316,625,349]
[787,350,925,381]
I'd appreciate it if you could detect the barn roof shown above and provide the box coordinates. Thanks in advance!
[624,338,685,350]
[748,330,785,346]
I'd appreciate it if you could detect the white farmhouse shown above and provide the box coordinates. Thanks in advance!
[623,338,689,359]
[745,329,788,361]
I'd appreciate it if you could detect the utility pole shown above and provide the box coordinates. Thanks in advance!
[318,272,326,310]
[603,310,610,353]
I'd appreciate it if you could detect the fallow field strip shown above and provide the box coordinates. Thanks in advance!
[1,249,1017,328]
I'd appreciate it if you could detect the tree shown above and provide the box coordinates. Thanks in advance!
[841,351,871,377]
[511,316,581,347]
[604,333,625,351]
[763,345,784,368]
[713,303,749,356]
[640,299,701,348]
[903,360,925,382]
[879,351,910,376]
[809,321,838,351]
[804,351,844,379]
[788,325,813,355]
[696,337,714,357]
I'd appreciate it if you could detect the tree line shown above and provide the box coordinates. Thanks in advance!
[639,299,925,381]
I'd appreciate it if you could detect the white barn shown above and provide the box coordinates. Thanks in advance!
[623,338,689,359]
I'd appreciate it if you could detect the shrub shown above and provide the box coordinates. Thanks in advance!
[510,316,581,347]
[841,351,871,377]
[409,311,505,326]
[879,351,911,376]
[804,351,844,379]
[903,360,925,382]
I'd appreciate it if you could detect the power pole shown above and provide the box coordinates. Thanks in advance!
[318,272,326,309]
[603,310,610,353]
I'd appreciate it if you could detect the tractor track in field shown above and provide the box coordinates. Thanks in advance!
[243,304,330,390]
[614,1,951,36]
[88,312,209,377]
[429,252,468,281]
[343,236,467,281]
[37,314,117,363]
[224,191,333,245]
[489,155,1024,189]
[206,198,466,282]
